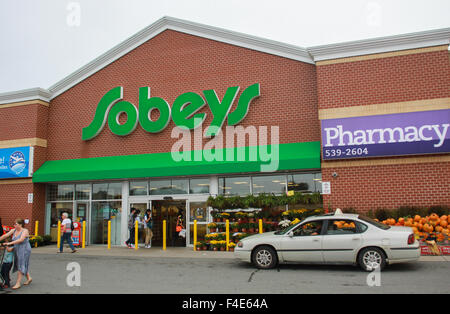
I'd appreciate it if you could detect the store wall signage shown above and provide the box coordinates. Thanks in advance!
[0,146,33,179]
[321,109,450,160]
[82,83,260,140]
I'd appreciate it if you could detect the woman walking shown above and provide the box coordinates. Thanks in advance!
[0,219,32,290]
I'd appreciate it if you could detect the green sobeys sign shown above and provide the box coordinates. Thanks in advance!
[82,83,260,140]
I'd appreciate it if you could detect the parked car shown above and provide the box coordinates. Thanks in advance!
[234,211,420,271]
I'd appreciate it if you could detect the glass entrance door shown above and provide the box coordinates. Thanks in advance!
[90,201,122,245]
[152,200,186,247]
[187,201,208,246]
[74,202,89,245]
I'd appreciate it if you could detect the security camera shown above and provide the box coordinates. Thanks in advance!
[332,172,338,178]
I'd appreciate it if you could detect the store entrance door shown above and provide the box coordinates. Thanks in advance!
[152,200,186,247]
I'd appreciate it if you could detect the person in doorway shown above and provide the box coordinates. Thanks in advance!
[172,215,184,247]
[0,219,32,290]
[144,209,153,248]
[125,208,137,248]
[1,243,14,289]
[59,213,77,253]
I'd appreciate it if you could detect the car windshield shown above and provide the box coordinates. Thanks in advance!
[274,221,302,235]
[358,215,390,230]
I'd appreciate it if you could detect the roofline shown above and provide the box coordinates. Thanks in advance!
[0,87,51,105]
[308,27,450,61]
[47,16,314,100]
[0,17,449,104]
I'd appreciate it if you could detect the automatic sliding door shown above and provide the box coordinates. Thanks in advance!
[152,200,186,247]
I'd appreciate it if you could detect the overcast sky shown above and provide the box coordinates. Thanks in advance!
[1,0,449,93]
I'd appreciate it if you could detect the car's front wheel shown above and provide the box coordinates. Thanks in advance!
[252,245,278,269]
[358,247,386,272]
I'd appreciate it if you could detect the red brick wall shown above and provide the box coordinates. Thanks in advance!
[0,103,49,141]
[318,49,450,212]
[322,160,450,213]
[317,49,450,109]
[0,182,46,236]
[47,30,319,161]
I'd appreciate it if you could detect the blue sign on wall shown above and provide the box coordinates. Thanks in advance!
[0,146,33,179]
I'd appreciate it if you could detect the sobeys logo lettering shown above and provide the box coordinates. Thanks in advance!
[82,83,260,140]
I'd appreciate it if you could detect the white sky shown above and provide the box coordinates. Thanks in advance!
[0,0,449,93]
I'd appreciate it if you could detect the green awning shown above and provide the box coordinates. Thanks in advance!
[32,141,320,183]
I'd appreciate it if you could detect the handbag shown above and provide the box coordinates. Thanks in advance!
[179,229,186,238]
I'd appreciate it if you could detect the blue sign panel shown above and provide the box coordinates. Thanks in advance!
[0,146,33,179]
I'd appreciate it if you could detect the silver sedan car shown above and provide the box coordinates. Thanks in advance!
[234,212,420,271]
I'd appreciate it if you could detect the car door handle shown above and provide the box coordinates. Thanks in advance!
[352,237,360,240]
[313,238,320,242]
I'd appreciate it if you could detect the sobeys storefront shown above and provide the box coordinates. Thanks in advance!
[40,171,322,248]
[33,77,322,248]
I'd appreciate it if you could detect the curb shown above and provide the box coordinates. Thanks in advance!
[31,246,449,261]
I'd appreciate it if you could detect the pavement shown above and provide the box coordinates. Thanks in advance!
[31,245,449,262]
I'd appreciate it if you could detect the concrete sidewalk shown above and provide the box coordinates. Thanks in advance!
[32,245,236,259]
[31,245,448,262]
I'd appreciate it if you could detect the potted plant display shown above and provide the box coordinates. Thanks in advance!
[207,222,217,233]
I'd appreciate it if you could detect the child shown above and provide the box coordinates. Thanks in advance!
[1,245,14,289]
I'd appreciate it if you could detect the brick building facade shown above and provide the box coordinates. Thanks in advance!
[0,17,448,245]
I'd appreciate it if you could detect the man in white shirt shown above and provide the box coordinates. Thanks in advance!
[58,212,77,253]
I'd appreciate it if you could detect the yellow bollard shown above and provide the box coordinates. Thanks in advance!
[34,220,39,248]
[57,220,61,251]
[163,220,166,251]
[259,219,263,234]
[135,219,139,250]
[226,219,230,251]
[193,220,197,251]
[82,221,86,248]
[107,220,111,250]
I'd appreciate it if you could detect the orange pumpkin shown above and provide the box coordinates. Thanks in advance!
[414,215,421,222]
[420,218,427,225]
[440,220,448,228]
[440,215,447,221]
[429,213,439,221]
[442,228,449,235]
[417,223,423,231]
[435,225,443,233]
[429,219,440,227]
[423,223,433,233]
[411,227,419,234]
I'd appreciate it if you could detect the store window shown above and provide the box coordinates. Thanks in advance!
[49,202,73,241]
[252,175,287,195]
[219,177,251,196]
[189,178,210,194]
[92,182,122,200]
[130,181,148,196]
[149,179,188,195]
[75,184,90,200]
[287,173,316,193]
[47,184,74,201]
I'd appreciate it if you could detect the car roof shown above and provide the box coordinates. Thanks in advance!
[303,213,360,221]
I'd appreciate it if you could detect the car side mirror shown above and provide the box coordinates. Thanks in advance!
[287,231,293,238]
